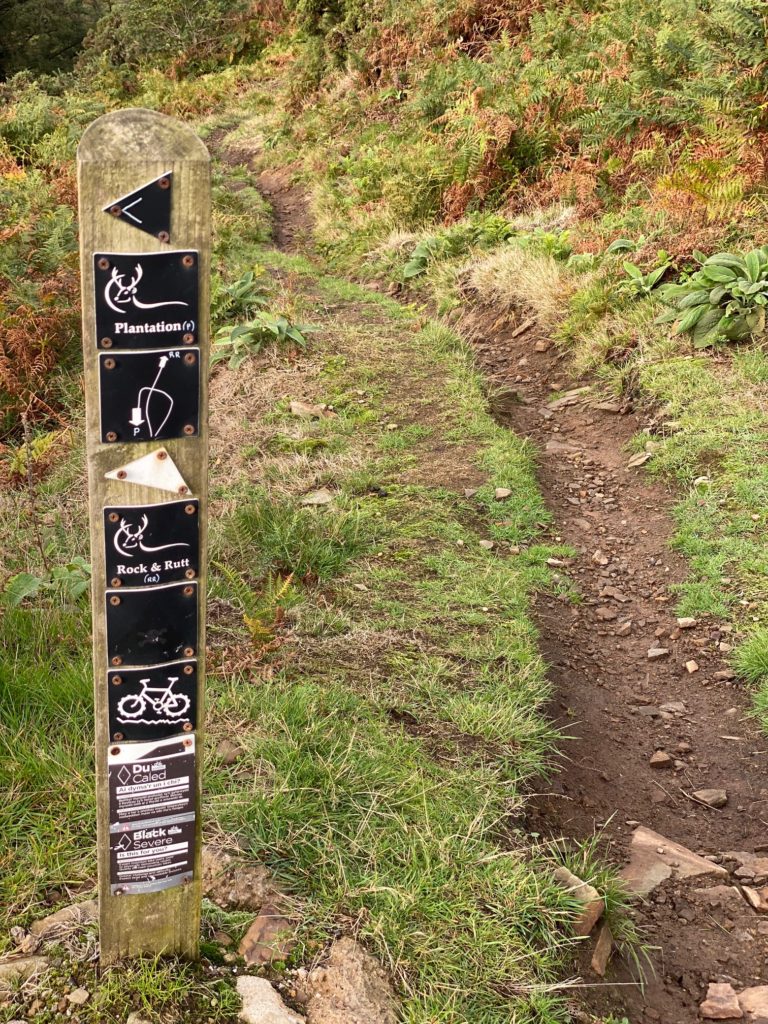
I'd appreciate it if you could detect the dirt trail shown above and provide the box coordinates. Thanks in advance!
[231,146,768,1021]
[463,303,768,1022]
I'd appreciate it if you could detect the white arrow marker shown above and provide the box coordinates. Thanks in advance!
[129,407,144,427]
[105,448,190,495]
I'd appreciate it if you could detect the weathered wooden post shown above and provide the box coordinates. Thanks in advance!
[77,109,210,963]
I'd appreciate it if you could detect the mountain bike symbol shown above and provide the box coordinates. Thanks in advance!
[117,676,190,724]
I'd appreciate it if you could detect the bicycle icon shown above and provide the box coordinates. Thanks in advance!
[116,676,190,724]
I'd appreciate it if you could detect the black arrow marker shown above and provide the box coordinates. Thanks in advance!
[103,171,173,242]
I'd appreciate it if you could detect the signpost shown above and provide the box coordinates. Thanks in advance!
[77,109,210,962]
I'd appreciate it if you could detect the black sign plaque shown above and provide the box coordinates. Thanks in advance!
[108,735,195,895]
[108,660,197,741]
[94,250,199,350]
[99,349,200,444]
[106,581,198,667]
[103,499,199,588]
[103,170,173,243]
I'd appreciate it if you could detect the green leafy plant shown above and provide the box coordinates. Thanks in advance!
[657,247,768,347]
[3,556,91,606]
[212,312,315,369]
[211,267,270,326]
[402,215,515,280]
[621,253,671,297]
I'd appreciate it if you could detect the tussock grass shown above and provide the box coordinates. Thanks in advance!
[466,247,574,330]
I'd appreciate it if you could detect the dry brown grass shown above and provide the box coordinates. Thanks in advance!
[465,245,575,330]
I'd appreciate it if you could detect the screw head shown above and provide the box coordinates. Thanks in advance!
[109,205,122,216]
[158,177,171,190]
[116,470,127,480]
[183,424,195,436]
[111,656,123,666]
[113,731,124,741]
[112,675,123,685]
[97,257,110,270]
[106,431,118,443]
[183,738,193,748]
[183,585,194,596]
[184,503,196,515]
[109,595,121,606]
[108,512,119,523]
[183,664,194,675]
[177,485,189,495]
[156,450,167,461]
[185,568,196,579]
[183,646,194,658]
[182,332,194,345]
[110,746,120,755]
[182,722,193,733]
[183,352,196,365]
[100,337,113,348]
[104,357,116,370]
[182,254,194,268]
[110,578,121,588]
[157,230,170,243]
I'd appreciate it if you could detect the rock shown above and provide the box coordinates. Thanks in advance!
[545,440,580,453]
[386,423,398,431]
[294,937,398,1024]
[239,902,297,966]
[724,852,768,882]
[213,930,234,946]
[659,701,686,714]
[700,982,743,1019]
[592,549,609,565]
[590,920,613,976]
[742,887,765,912]
[596,607,617,621]
[685,660,700,673]
[126,1015,152,1024]
[479,540,494,550]
[216,738,245,765]
[289,400,330,420]
[0,956,48,985]
[67,989,90,1005]
[202,846,274,911]
[29,899,98,940]
[693,789,728,809]
[463,488,478,498]
[534,339,551,353]
[617,620,633,636]
[552,866,604,936]
[600,586,629,603]
[494,488,512,500]
[237,977,305,1024]
[677,617,698,629]
[628,451,652,468]
[621,826,728,896]
[301,488,334,506]
[649,750,673,769]
[739,986,768,1023]
[647,648,670,660]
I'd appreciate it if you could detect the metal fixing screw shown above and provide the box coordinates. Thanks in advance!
[104,357,116,370]
[184,503,196,515]
[158,177,171,190]
[183,646,194,658]
[156,450,167,461]
[183,585,194,597]
[110,578,122,588]
[106,431,118,443]
[182,332,194,345]
[183,738,193,748]
[157,230,170,243]
[97,257,110,270]
[182,254,194,268]
[113,731,124,741]
[109,595,121,606]
[110,746,121,755]
[100,337,113,348]
[183,424,195,436]
[108,512,119,523]
[177,485,189,495]
[111,656,123,666]
[185,568,196,579]
[182,722,193,733]
[116,470,127,480]
[183,664,194,676]
[112,675,123,685]
[183,352,196,365]
[109,205,122,217]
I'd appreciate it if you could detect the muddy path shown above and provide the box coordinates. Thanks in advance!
[218,137,768,1021]
[462,302,768,1022]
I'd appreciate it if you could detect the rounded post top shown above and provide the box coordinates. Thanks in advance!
[78,108,210,163]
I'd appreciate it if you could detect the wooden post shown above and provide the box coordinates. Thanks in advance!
[77,109,210,963]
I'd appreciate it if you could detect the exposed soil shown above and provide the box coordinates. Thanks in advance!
[228,142,768,1021]
[460,302,768,1022]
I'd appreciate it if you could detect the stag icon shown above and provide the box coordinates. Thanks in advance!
[113,513,190,559]
[104,263,189,315]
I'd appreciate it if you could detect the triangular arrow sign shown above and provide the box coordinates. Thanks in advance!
[105,447,190,495]
[103,171,172,242]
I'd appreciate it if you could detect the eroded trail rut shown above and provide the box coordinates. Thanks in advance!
[464,304,768,1022]
[243,151,768,1021]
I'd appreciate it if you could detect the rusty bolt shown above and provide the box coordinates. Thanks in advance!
[183,738,193,748]
[156,450,167,461]
[104,357,116,370]
[106,431,118,443]
[183,664,194,675]
[108,512,119,523]
[158,177,171,190]
[183,352,196,365]
[157,230,170,243]
[113,731,124,741]
[116,470,127,480]
[183,585,194,597]
[110,746,120,755]
[183,646,194,658]
[112,675,123,685]
[110,578,122,588]
[184,503,196,515]
[183,722,193,733]
[97,257,110,270]
[100,337,113,348]
[185,568,195,579]
[109,595,121,606]
[183,424,195,436]
[109,205,122,217]
[182,332,194,345]
[111,656,123,666]
[182,254,194,268]
[177,485,189,495]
